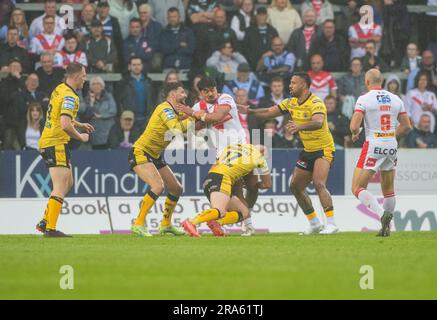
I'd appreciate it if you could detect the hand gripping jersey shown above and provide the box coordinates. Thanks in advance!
[209,144,270,184]
[355,89,407,171]
[134,101,193,159]
[193,94,247,157]
[278,94,335,153]
[39,83,80,149]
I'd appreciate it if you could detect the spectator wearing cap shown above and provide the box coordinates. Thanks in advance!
[138,4,163,52]
[30,15,65,57]
[149,0,186,28]
[223,63,265,106]
[0,27,32,74]
[0,59,25,150]
[287,9,320,71]
[160,7,196,72]
[108,0,139,40]
[29,0,66,39]
[310,19,350,72]
[81,18,118,73]
[123,18,154,74]
[267,0,302,45]
[205,8,239,59]
[80,76,117,150]
[257,36,295,81]
[301,0,334,26]
[74,3,96,43]
[115,56,154,125]
[36,52,65,97]
[108,110,142,149]
[206,41,248,75]
[243,6,279,71]
[96,1,124,68]
[54,34,88,69]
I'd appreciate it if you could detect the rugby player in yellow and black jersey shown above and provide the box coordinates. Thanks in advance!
[237,72,339,235]
[182,144,272,237]
[36,63,95,238]
[129,82,200,237]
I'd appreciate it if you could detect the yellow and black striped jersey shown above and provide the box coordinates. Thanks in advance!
[133,101,193,159]
[278,94,335,153]
[209,144,270,183]
[39,82,80,149]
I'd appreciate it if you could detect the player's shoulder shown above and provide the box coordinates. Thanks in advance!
[157,101,177,119]
[218,93,236,105]
[309,94,324,105]
[57,82,78,99]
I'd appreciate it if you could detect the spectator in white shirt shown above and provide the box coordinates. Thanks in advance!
[268,0,302,44]
[30,15,65,57]
[404,71,437,133]
[231,0,254,42]
[29,0,66,39]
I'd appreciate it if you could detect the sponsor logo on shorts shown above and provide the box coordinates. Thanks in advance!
[297,160,308,169]
[373,147,397,155]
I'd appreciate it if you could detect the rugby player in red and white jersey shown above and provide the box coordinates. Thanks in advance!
[176,77,259,236]
[350,69,412,237]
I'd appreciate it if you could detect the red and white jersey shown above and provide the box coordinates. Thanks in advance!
[308,71,337,100]
[404,88,437,132]
[355,89,406,142]
[54,50,89,69]
[348,23,382,58]
[30,33,64,55]
[193,94,247,156]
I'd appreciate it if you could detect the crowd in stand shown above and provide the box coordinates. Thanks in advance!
[1,0,437,151]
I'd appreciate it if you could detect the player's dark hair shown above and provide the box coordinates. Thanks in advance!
[66,62,84,77]
[197,77,217,91]
[293,72,312,89]
[164,82,184,98]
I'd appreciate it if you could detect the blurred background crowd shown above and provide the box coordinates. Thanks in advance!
[0,0,437,151]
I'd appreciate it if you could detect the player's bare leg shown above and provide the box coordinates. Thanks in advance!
[313,159,339,235]
[158,166,186,236]
[378,170,396,237]
[241,173,259,236]
[132,163,164,237]
[205,196,250,237]
[354,169,391,237]
[183,192,230,237]
[290,168,323,235]
[42,167,73,238]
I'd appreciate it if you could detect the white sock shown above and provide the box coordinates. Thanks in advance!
[243,217,253,228]
[327,216,336,226]
[357,189,384,217]
[309,216,321,228]
[383,194,396,213]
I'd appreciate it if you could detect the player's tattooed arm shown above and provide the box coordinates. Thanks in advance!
[237,105,282,119]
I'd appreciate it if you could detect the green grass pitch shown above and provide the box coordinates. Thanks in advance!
[1,232,437,300]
